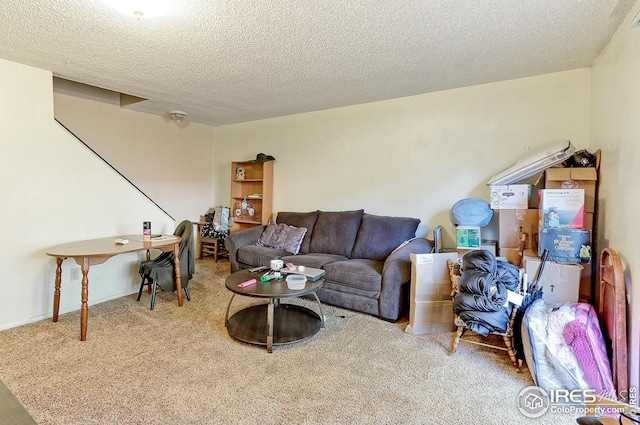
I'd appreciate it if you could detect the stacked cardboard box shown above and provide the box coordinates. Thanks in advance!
[406,253,458,335]
[538,188,589,261]
[491,164,597,301]
[524,250,582,305]
[544,168,597,300]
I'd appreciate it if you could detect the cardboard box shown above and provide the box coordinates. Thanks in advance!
[539,189,585,229]
[579,265,593,302]
[405,300,456,335]
[498,209,539,249]
[499,247,521,266]
[584,213,593,231]
[545,167,597,213]
[578,213,593,301]
[456,226,481,249]
[407,253,459,335]
[458,240,497,258]
[489,184,531,209]
[409,253,458,302]
[538,227,591,263]
[525,253,583,305]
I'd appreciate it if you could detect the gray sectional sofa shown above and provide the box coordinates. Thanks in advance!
[226,209,432,321]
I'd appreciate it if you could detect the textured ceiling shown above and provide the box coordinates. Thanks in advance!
[0,0,635,126]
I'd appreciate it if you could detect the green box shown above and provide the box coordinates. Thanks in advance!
[456,226,481,249]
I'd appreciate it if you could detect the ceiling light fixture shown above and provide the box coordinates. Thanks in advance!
[105,0,170,18]
[169,110,187,122]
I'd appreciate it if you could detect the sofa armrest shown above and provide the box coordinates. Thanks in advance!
[378,238,433,321]
[226,225,266,272]
[385,237,433,265]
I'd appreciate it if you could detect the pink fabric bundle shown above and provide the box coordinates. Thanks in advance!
[563,303,616,398]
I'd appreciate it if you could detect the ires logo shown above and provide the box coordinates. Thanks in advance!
[550,389,597,404]
[517,386,603,418]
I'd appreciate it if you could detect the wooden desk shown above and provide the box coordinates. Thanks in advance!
[45,235,183,341]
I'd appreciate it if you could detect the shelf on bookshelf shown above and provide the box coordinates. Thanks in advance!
[233,218,262,225]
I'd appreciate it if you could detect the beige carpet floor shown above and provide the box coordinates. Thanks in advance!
[0,259,577,424]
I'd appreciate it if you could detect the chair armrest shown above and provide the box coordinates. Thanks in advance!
[226,226,266,272]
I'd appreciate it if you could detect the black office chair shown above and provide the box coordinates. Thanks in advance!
[137,220,195,310]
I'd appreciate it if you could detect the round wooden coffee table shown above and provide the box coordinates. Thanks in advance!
[224,269,325,353]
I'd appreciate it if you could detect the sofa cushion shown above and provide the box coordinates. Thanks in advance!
[280,253,349,269]
[309,210,364,257]
[256,221,307,254]
[323,259,383,294]
[351,213,420,261]
[237,245,289,267]
[276,211,319,254]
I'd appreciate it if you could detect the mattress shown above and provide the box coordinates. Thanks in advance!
[487,140,576,185]
[522,299,616,400]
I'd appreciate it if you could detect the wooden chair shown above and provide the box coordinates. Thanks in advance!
[448,258,521,371]
[200,236,228,262]
[138,220,194,310]
[197,222,228,262]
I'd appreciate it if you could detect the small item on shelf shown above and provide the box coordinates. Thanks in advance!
[249,153,276,163]
[241,197,248,214]
[235,167,245,180]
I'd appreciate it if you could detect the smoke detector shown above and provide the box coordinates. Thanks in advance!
[105,0,170,18]
[169,110,187,122]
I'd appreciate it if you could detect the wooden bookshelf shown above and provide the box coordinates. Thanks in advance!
[230,160,273,233]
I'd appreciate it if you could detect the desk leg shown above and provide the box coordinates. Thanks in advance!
[173,243,183,307]
[80,258,90,341]
[52,257,63,323]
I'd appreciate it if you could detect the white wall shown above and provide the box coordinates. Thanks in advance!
[213,69,590,247]
[590,1,640,393]
[53,79,215,223]
[0,59,175,330]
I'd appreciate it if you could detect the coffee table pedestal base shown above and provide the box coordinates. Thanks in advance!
[227,303,322,352]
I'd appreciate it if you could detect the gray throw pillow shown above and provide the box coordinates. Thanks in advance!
[276,211,318,254]
[257,221,307,255]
